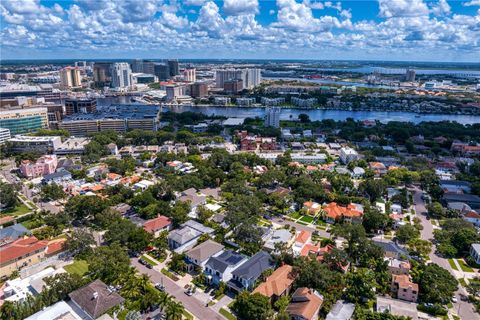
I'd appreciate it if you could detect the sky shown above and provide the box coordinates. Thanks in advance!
[1,0,480,62]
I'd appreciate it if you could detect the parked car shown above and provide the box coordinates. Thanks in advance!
[155,283,165,291]
[452,296,458,303]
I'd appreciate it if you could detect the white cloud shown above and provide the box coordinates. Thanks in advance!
[223,0,259,16]
[303,0,324,10]
[378,0,429,18]
[464,0,480,6]
[431,0,451,16]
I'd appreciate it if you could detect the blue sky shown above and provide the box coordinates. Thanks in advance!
[1,0,479,61]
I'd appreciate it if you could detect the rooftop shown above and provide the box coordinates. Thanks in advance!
[206,250,247,273]
[62,104,160,122]
[186,240,224,263]
[253,264,295,298]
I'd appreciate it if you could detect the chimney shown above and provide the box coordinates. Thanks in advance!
[92,291,98,299]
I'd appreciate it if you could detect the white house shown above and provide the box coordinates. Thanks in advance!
[339,147,359,164]
[471,244,480,265]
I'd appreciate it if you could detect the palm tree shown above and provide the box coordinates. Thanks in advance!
[157,292,174,311]
[165,301,185,320]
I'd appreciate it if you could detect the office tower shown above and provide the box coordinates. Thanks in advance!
[0,128,11,145]
[264,107,281,128]
[245,68,262,89]
[224,79,243,93]
[93,62,112,87]
[154,64,170,81]
[0,107,49,134]
[142,61,155,75]
[59,67,82,89]
[166,85,185,101]
[110,63,133,89]
[405,69,416,82]
[190,82,208,98]
[65,98,97,116]
[167,60,179,76]
[215,69,244,88]
[131,59,144,73]
[74,61,86,68]
[183,68,196,82]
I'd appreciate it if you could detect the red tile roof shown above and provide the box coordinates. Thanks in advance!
[46,239,66,255]
[295,231,311,245]
[143,215,172,234]
[253,264,295,298]
[0,236,48,264]
[324,202,363,221]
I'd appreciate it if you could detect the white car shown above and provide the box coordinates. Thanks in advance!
[452,296,458,303]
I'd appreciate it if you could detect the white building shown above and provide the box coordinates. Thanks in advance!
[0,127,11,145]
[291,97,318,108]
[339,147,359,164]
[261,97,285,106]
[110,62,133,89]
[214,97,231,105]
[183,68,196,82]
[166,85,186,101]
[8,135,62,153]
[215,68,261,89]
[265,107,281,128]
[237,98,256,106]
[59,67,82,89]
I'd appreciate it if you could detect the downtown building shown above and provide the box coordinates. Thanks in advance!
[93,62,112,88]
[215,68,262,89]
[64,98,97,116]
[59,67,82,89]
[110,62,133,90]
[0,107,49,134]
[183,68,196,82]
[264,107,281,128]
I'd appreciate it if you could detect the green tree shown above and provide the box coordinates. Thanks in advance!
[40,183,66,201]
[345,268,376,304]
[359,178,386,202]
[232,291,274,320]
[65,228,95,258]
[395,224,420,243]
[0,182,18,209]
[427,202,446,218]
[64,195,108,223]
[419,264,458,304]
[466,277,480,297]
[407,238,432,258]
[362,207,389,233]
[89,243,131,284]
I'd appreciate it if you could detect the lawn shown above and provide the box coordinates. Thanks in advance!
[459,278,467,287]
[448,259,458,271]
[288,211,301,219]
[219,308,236,320]
[64,260,89,276]
[141,254,158,266]
[458,259,474,272]
[1,203,31,216]
[299,215,314,223]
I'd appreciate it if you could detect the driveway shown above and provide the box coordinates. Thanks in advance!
[131,259,226,320]
[271,217,331,238]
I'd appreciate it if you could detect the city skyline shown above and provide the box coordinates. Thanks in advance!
[1,0,480,62]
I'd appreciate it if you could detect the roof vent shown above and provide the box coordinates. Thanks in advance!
[92,291,98,299]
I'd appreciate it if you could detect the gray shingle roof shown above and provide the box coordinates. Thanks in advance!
[206,250,246,273]
[0,224,31,245]
[231,251,274,281]
[186,240,224,263]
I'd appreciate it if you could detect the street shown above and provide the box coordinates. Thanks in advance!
[412,187,479,320]
[131,259,226,320]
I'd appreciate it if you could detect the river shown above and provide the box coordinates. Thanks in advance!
[97,97,480,125]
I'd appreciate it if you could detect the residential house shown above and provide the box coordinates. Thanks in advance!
[253,264,295,302]
[376,296,419,320]
[464,211,480,227]
[325,300,355,320]
[391,204,402,214]
[300,244,333,262]
[25,301,85,320]
[293,230,311,256]
[69,279,125,320]
[339,147,358,164]
[168,220,214,253]
[111,203,132,216]
[440,180,472,194]
[106,143,118,155]
[286,287,324,320]
[443,193,480,209]
[204,250,248,286]
[470,244,480,264]
[143,215,172,237]
[0,224,31,247]
[387,258,411,275]
[323,202,363,224]
[369,162,387,176]
[263,229,295,252]
[185,240,224,272]
[133,179,154,191]
[227,251,275,293]
[177,188,207,218]
[373,240,408,259]
[352,167,365,178]
[391,274,418,302]
[0,236,65,278]
[42,169,72,184]
[303,201,322,216]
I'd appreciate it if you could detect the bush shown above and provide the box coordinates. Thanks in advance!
[417,304,447,316]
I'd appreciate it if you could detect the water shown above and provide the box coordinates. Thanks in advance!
[97,97,480,125]
[312,67,480,77]
[263,77,395,89]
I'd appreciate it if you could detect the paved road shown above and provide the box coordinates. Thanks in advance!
[271,217,331,238]
[131,259,225,320]
[412,187,479,320]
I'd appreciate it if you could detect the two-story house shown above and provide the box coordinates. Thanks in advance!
[391,274,418,302]
[227,251,275,293]
[204,250,248,286]
[185,240,224,273]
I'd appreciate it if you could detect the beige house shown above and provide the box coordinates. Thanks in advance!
[391,274,418,302]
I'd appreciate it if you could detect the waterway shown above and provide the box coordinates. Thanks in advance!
[97,97,480,125]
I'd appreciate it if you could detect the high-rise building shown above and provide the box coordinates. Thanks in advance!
[93,62,112,88]
[215,68,262,89]
[190,82,208,98]
[0,128,11,145]
[224,79,243,93]
[405,69,416,82]
[166,85,185,101]
[154,64,170,81]
[183,68,196,82]
[245,68,262,89]
[74,61,86,68]
[0,107,49,134]
[131,59,144,73]
[59,67,82,89]
[110,63,133,89]
[215,69,244,88]
[167,60,179,76]
[65,98,97,116]
[142,61,155,75]
[264,107,281,128]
